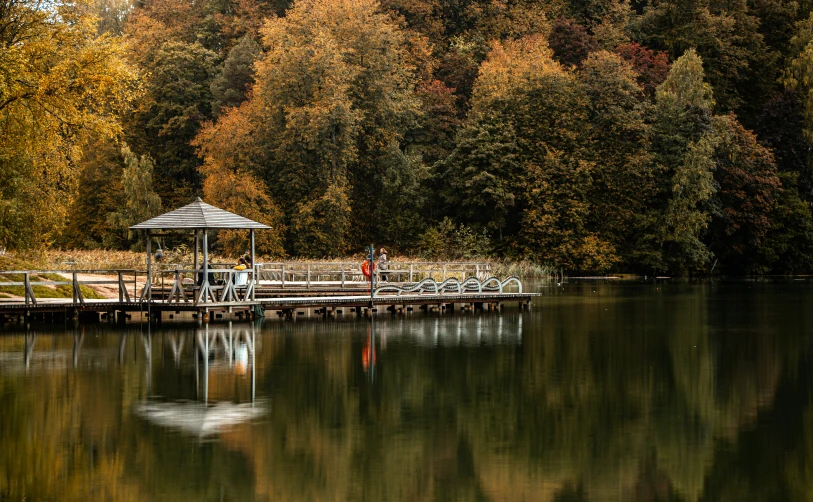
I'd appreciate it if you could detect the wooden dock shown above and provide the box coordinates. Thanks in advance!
[0,266,536,324]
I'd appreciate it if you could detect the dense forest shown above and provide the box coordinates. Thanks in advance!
[2,0,813,275]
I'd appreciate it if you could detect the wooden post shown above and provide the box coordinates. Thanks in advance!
[194,229,199,284]
[281,264,285,289]
[203,324,209,406]
[369,244,375,307]
[24,272,35,307]
[307,264,311,289]
[72,271,84,306]
[251,322,256,405]
[409,263,413,283]
[201,229,209,303]
[341,263,345,288]
[145,230,152,302]
[250,229,256,301]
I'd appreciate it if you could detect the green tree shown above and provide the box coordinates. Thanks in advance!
[210,34,261,117]
[782,13,813,143]
[63,136,126,249]
[438,110,522,242]
[106,144,162,247]
[756,90,813,200]
[651,49,716,273]
[126,40,218,208]
[441,36,586,250]
[633,0,776,121]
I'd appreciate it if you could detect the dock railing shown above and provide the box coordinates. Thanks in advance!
[255,261,493,288]
[0,261,506,306]
[0,269,140,306]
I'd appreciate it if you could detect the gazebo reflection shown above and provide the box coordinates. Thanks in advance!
[134,321,263,439]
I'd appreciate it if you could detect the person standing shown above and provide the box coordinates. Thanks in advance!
[378,248,388,282]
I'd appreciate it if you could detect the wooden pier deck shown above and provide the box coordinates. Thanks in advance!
[0,292,533,315]
[0,266,536,323]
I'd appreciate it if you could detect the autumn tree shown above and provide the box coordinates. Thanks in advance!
[615,42,670,95]
[0,0,138,250]
[579,50,655,268]
[519,153,617,272]
[195,0,424,257]
[782,13,813,143]
[194,101,286,257]
[548,17,599,67]
[706,115,782,273]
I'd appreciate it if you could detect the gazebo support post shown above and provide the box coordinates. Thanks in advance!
[250,229,256,301]
[194,230,199,281]
[202,229,209,303]
[145,229,152,302]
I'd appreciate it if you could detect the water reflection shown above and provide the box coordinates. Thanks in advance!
[135,322,262,438]
[1,281,813,500]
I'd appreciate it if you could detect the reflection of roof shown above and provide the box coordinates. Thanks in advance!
[130,198,271,230]
[134,400,264,437]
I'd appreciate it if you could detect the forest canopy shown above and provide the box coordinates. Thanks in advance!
[2,0,813,275]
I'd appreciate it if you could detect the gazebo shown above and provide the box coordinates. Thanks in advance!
[130,198,271,303]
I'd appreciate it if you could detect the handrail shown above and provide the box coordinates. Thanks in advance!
[255,261,493,284]
[373,276,522,296]
[0,269,522,305]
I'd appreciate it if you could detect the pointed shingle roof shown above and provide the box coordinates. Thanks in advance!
[130,198,271,230]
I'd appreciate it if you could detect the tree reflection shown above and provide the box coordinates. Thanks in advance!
[0,282,811,500]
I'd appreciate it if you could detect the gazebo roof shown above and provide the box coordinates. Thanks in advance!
[130,198,271,230]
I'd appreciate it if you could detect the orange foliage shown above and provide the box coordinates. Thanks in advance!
[196,101,286,257]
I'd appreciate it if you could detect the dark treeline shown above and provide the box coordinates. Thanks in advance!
[3,0,813,274]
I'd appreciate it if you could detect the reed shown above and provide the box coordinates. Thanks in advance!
[2,249,557,280]
[490,259,556,279]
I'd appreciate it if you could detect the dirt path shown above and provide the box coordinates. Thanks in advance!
[55,272,147,300]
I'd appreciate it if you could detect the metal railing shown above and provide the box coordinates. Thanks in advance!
[255,261,493,288]
[374,276,522,296]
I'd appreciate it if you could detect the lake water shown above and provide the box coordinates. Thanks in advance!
[1,279,813,501]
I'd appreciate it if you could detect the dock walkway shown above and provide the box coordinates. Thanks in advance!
[0,267,536,323]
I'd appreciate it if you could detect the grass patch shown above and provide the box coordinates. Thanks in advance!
[0,270,106,299]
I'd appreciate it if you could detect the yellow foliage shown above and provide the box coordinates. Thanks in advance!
[472,35,563,107]
[0,0,140,250]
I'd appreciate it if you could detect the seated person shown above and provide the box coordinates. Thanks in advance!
[196,259,217,287]
[233,257,249,288]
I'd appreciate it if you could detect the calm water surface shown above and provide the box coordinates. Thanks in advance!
[2,280,813,501]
